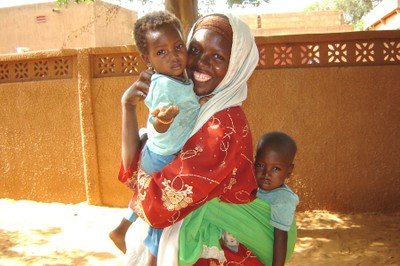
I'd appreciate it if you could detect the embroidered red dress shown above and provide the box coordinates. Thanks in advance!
[119,106,263,264]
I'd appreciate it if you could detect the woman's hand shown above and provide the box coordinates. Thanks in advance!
[121,69,154,106]
[121,69,153,170]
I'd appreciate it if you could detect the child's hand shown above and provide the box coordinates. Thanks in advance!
[199,95,213,105]
[151,105,180,124]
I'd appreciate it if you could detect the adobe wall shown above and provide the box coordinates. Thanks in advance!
[1,31,399,212]
[246,65,400,212]
[0,50,87,203]
[239,11,354,36]
[0,2,136,54]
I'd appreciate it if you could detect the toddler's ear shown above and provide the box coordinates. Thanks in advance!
[140,54,151,68]
[288,163,295,176]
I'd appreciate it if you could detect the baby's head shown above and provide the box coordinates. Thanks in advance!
[255,131,297,191]
[133,11,187,79]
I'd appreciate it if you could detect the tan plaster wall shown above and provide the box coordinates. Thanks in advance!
[0,1,136,54]
[245,66,400,212]
[0,55,86,203]
[90,76,148,207]
[93,2,137,47]
[239,11,354,36]
[0,3,93,53]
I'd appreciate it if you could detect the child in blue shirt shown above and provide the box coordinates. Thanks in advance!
[220,131,299,265]
[110,10,200,266]
[253,131,299,266]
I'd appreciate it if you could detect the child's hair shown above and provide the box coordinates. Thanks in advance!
[256,131,297,160]
[133,10,184,55]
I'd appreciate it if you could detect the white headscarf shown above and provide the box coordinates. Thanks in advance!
[188,13,260,137]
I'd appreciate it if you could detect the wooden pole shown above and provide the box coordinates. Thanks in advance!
[165,0,198,38]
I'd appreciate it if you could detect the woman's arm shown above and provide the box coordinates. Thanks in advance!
[120,70,153,170]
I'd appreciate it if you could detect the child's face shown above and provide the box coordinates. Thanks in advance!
[142,24,187,78]
[255,149,294,191]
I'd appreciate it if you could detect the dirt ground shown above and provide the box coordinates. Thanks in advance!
[1,198,399,266]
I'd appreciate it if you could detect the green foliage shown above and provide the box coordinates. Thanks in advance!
[226,0,269,8]
[56,0,94,6]
[56,0,269,7]
[305,0,383,30]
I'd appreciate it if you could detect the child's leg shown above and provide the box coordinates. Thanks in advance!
[141,144,176,175]
[110,128,147,253]
[144,227,163,266]
[109,206,138,253]
[146,251,157,266]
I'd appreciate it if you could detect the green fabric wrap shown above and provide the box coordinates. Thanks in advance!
[179,198,296,265]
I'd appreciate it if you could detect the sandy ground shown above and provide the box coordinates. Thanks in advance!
[1,198,399,266]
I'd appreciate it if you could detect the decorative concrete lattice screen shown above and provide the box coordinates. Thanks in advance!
[92,53,146,78]
[256,38,400,69]
[0,57,72,83]
[90,39,399,77]
[0,32,399,83]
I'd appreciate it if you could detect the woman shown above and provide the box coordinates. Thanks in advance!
[119,13,295,265]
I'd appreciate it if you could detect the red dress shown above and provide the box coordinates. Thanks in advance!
[119,106,263,265]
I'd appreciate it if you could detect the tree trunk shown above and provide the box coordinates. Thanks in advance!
[165,0,198,38]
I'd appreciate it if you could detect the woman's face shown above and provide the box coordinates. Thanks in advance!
[187,29,232,96]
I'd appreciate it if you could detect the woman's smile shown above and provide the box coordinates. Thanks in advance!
[193,71,212,82]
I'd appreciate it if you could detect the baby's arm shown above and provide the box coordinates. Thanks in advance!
[151,105,179,133]
[272,227,288,266]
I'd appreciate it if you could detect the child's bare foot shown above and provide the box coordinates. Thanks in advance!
[109,229,127,254]
[109,217,132,253]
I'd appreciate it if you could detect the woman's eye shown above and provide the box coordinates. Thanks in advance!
[156,50,166,56]
[189,46,199,54]
[213,54,224,60]
[176,43,184,49]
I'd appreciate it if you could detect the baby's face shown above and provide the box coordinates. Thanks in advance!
[144,24,187,79]
[255,149,293,191]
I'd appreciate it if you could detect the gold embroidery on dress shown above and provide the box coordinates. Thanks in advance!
[179,145,203,160]
[220,114,236,163]
[161,179,193,211]
[223,177,237,194]
[242,124,249,137]
[167,211,182,224]
[137,171,151,189]
[221,248,255,265]
[125,170,138,190]
[134,169,151,218]
[159,144,209,212]
[209,261,224,266]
